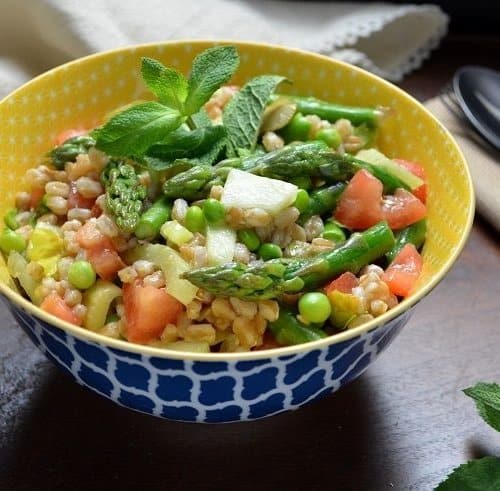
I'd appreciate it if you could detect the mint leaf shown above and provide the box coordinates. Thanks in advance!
[436,457,500,490]
[190,107,213,128]
[183,46,239,115]
[93,102,184,157]
[141,57,188,111]
[147,125,226,164]
[223,75,286,156]
[464,383,500,432]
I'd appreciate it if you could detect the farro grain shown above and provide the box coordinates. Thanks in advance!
[172,198,189,223]
[233,242,251,263]
[211,297,236,320]
[72,304,87,321]
[274,207,300,228]
[16,211,33,226]
[37,213,58,225]
[46,195,68,215]
[229,297,258,319]
[244,208,273,228]
[45,181,70,198]
[118,266,138,283]
[303,215,324,241]
[67,208,92,222]
[185,323,216,344]
[161,324,179,344]
[262,131,284,152]
[143,270,165,288]
[96,214,119,237]
[76,176,103,198]
[15,192,31,211]
[258,299,279,322]
[100,321,121,339]
[209,185,223,200]
[64,289,82,307]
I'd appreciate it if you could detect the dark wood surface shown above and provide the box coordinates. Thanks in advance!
[1,35,499,491]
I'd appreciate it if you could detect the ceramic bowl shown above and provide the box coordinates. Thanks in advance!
[0,41,474,422]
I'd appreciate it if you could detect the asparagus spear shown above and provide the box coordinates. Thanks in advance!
[102,160,147,233]
[184,221,395,299]
[271,95,382,126]
[135,196,172,240]
[385,219,426,263]
[268,308,327,346]
[299,183,346,223]
[47,135,96,170]
[162,141,410,200]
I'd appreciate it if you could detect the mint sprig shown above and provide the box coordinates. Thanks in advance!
[223,75,286,156]
[184,46,239,115]
[93,46,240,158]
[436,383,500,490]
[141,57,188,111]
[92,102,184,157]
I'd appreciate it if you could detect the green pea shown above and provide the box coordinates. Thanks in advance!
[68,260,96,290]
[259,243,283,260]
[203,199,225,224]
[316,128,341,149]
[184,206,206,233]
[298,292,332,324]
[237,229,261,252]
[279,112,312,142]
[4,209,19,230]
[293,189,310,213]
[0,228,26,253]
[322,221,346,242]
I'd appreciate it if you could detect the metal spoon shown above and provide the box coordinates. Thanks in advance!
[453,66,500,150]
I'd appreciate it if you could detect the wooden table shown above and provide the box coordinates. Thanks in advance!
[1,35,499,491]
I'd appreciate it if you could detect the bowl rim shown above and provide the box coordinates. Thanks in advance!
[0,39,475,362]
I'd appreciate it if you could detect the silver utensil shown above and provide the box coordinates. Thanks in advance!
[439,66,500,151]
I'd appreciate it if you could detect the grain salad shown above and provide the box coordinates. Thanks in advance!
[0,46,427,353]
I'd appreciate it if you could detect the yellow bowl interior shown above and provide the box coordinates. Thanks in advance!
[0,40,474,358]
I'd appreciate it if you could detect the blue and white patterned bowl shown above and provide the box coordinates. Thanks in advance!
[0,41,474,422]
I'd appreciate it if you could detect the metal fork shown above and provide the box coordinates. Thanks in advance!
[438,80,466,121]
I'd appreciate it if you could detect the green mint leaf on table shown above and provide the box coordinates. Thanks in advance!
[436,457,500,491]
[464,383,500,432]
[183,46,240,115]
[223,75,287,156]
[92,101,184,157]
[141,57,188,111]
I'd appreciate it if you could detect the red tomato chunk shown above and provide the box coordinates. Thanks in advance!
[382,243,423,297]
[123,280,183,344]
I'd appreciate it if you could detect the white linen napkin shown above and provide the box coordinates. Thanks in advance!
[0,0,448,98]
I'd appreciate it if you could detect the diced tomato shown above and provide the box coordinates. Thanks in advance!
[67,181,96,210]
[55,128,87,145]
[76,221,112,250]
[382,243,423,297]
[123,280,183,344]
[29,187,45,209]
[394,159,427,203]
[76,221,124,280]
[381,189,427,230]
[335,169,427,231]
[87,247,125,281]
[334,170,383,229]
[325,272,359,295]
[41,292,82,325]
